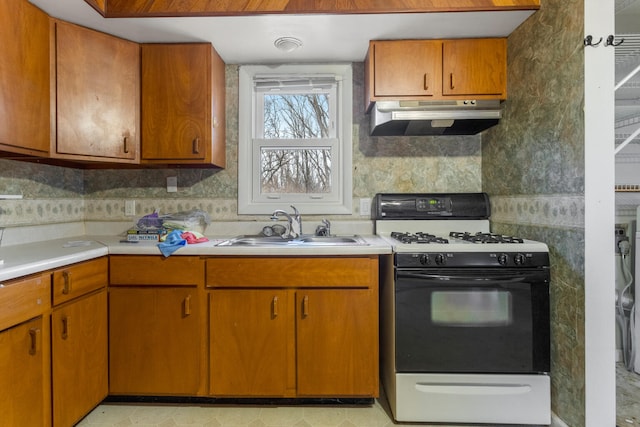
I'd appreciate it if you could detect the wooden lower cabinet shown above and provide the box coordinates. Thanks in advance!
[52,289,108,427]
[210,289,291,396]
[296,288,378,396]
[207,256,379,398]
[0,317,51,427]
[109,255,205,396]
[109,286,203,395]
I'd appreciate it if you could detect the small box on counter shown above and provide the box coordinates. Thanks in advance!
[126,228,167,242]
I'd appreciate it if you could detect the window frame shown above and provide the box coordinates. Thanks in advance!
[238,64,353,215]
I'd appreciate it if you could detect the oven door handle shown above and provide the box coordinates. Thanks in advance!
[397,272,530,283]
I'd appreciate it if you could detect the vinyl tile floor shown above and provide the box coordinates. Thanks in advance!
[74,365,640,427]
[76,384,513,427]
[618,362,640,427]
[76,394,424,427]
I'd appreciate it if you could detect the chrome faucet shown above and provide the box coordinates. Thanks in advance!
[270,205,302,238]
[315,218,331,236]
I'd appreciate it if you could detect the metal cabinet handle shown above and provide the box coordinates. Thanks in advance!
[272,296,278,318]
[62,270,72,294]
[123,136,130,154]
[192,137,200,154]
[184,295,192,317]
[62,316,70,340]
[449,73,455,90]
[302,295,309,317]
[29,328,41,355]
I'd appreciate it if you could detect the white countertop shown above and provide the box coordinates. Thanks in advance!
[0,234,392,282]
[0,238,109,282]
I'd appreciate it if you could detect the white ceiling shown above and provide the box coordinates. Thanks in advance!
[29,0,535,64]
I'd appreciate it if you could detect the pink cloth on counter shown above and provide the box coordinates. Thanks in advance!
[181,232,209,244]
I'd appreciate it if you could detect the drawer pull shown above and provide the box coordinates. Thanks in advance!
[62,316,70,339]
[302,295,309,318]
[272,296,278,318]
[423,73,429,90]
[449,73,455,90]
[184,295,191,317]
[62,270,72,294]
[123,136,130,154]
[29,328,41,355]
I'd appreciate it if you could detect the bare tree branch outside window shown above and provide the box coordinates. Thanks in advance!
[261,93,332,194]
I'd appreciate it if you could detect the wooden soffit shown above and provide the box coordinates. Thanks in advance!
[84,0,541,18]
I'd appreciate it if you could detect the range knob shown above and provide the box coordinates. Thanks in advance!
[434,253,446,265]
[419,254,431,265]
[514,253,526,265]
[497,253,509,265]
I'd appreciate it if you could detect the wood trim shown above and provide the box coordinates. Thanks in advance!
[205,256,378,288]
[85,0,540,17]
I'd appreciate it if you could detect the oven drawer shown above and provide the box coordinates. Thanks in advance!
[392,373,550,424]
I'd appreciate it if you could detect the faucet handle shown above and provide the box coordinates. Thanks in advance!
[315,218,331,236]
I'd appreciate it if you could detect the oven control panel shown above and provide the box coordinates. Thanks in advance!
[396,252,550,268]
[373,192,490,219]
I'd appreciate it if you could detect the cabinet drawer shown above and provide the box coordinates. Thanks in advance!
[53,257,108,306]
[0,274,51,331]
[206,256,378,288]
[110,255,204,286]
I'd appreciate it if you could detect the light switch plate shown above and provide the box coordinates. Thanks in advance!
[167,176,178,193]
[359,198,371,217]
[125,200,136,216]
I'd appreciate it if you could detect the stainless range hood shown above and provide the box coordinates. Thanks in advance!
[369,100,502,136]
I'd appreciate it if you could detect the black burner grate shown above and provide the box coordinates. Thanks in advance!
[449,232,524,244]
[390,232,449,244]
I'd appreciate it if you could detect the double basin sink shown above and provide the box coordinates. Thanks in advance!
[217,234,369,247]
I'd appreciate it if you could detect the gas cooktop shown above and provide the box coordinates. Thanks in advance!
[391,231,526,245]
[373,193,549,254]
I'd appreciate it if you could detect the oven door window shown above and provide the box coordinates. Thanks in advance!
[394,269,549,374]
[431,290,512,327]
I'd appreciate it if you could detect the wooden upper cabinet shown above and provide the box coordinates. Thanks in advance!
[54,20,140,163]
[442,38,506,97]
[366,38,507,111]
[141,43,226,168]
[0,0,50,156]
[370,40,442,98]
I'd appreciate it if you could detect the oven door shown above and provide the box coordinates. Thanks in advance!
[394,268,550,374]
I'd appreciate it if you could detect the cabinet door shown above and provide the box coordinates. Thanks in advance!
[442,38,506,97]
[296,289,378,397]
[55,21,139,161]
[0,317,50,427]
[141,43,225,167]
[372,40,442,97]
[52,290,108,427]
[210,290,290,396]
[109,286,202,395]
[0,0,50,155]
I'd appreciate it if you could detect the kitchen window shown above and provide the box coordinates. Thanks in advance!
[238,64,353,214]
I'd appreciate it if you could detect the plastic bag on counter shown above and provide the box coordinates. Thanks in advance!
[135,209,163,230]
[160,209,211,234]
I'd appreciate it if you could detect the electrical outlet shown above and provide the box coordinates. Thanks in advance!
[125,200,136,216]
[359,198,372,217]
[167,176,178,193]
